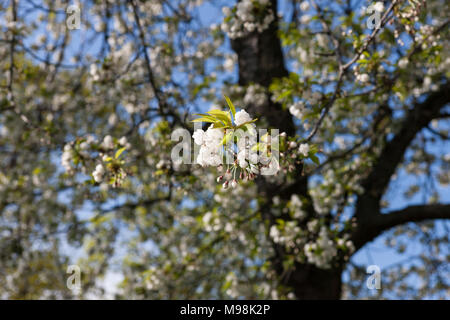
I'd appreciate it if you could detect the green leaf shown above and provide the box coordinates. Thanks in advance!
[309,154,320,165]
[206,109,230,117]
[115,147,127,159]
[236,118,258,129]
[212,122,229,129]
[276,89,292,101]
[206,110,232,126]
[309,144,319,154]
[224,95,236,118]
[192,116,218,123]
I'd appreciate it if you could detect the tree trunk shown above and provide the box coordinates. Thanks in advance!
[230,0,295,136]
[285,264,342,299]
[230,0,343,299]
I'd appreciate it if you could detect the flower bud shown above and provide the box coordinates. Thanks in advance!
[231,180,237,188]
[217,176,223,183]
[222,181,229,189]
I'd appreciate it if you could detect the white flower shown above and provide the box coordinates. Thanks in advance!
[119,136,128,146]
[61,151,72,171]
[299,143,310,157]
[423,76,432,90]
[92,164,105,183]
[197,145,222,167]
[195,126,224,167]
[234,110,252,126]
[222,6,231,16]
[300,1,310,11]
[300,14,311,24]
[95,164,105,175]
[79,142,89,150]
[224,57,235,71]
[358,73,370,83]
[289,101,305,119]
[63,144,72,152]
[373,2,384,12]
[237,150,248,168]
[89,64,100,81]
[193,129,205,145]
[102,135,114,149]
[398,58,409,69]
[93,172,103,183]
[204,126,224,145]
[270,225,281,242]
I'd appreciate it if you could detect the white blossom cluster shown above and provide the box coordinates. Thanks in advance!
[355,73,370,83]
[92,164,105,183]
[414,24,441,48]
[270,221,301,246]
[235,109,253,127]
[223,56,236,72]
[221,0,274,39]
[298,143,310,157]
[61,135,99,172]
[373,1,385,13]
[305,227,355,269]
[193,125,224,167]
[288,101,306,119]
[243,84,267,107]
[290,194,307,220]
[269,215,355,269]
[194,108,282,186]
[202,211,221,232]
[304,227,339,269]
[224,272,240,298]
[61,134,129,186]
[145,266,162,290]
[61,144,74,172]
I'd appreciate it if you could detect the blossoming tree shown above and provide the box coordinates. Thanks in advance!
[0,0,449,299]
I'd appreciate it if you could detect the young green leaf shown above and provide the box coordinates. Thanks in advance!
[224,95,236,118]
[309,154,320,165]
[206,110,232,126]
[115,147,127,159]
[192,116,219,123]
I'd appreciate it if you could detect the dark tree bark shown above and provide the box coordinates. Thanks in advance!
[230,0,295,136]
[230,0,450,299]
[230,0,343,299]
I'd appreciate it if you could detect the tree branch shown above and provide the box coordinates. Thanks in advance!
[356,82,450,222]
[352,204,450,250]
